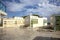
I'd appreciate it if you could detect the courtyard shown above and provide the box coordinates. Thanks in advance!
[0,27,60,40]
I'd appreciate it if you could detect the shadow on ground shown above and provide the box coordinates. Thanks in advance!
[0,28,3,40]
[33,36,60,40]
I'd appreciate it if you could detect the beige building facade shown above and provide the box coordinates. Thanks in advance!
[3,17,24,27]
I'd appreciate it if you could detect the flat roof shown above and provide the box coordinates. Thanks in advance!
[0,10,7,16]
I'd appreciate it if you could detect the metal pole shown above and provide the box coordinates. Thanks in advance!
[54,16,56,32]
[30,13,32,29]
[29,9,33,30]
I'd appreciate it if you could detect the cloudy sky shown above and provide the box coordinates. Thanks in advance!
[1,0,60,17]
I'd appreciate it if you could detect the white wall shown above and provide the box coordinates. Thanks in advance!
[31,16,47,28]
[33,18,44,28]
[43,18,47,26]
[24,15,47,28]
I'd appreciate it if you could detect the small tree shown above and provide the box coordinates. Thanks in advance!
[32,14,42,17]
[22,16,27,18]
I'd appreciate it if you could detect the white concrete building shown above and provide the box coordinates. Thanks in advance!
[3,17,24,27]
[25,15,47,28]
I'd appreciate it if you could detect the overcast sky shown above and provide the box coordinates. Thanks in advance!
[1,0,60,18]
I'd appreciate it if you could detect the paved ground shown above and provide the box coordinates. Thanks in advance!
[0,27,60,40]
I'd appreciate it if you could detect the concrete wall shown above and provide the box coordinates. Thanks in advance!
[3,17,24,27]
[32,18,43,28]
[3,19,16,27]
[43,18,47,26]
[32,18,47,28]
[24,16,30,26]
[25,15,47,28]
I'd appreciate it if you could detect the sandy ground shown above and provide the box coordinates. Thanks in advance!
[0,27,60,40]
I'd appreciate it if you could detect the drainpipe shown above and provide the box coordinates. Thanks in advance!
[54,16,56,32]
[30,13,32,29]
